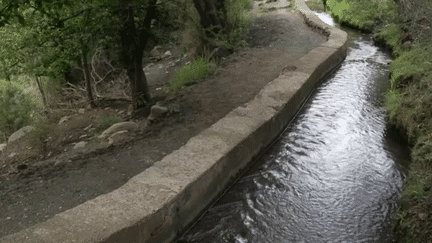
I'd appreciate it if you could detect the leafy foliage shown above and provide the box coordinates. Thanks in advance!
[0,82,35,138]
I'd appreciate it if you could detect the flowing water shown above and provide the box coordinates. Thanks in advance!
[178,13,409,243]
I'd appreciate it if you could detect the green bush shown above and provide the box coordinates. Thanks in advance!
[0,82,35,138]
[169,56,216,90]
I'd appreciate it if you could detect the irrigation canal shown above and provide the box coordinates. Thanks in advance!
[177,12,410,243]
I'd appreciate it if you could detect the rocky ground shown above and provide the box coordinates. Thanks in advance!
[0,0,327,238]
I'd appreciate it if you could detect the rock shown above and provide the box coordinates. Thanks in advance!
[0,143,6,153]
[58,116,71,125]
[8,126,35,143]
[108,130,129,146]
[419,213,427,221]
[74,141,88,150]
[148,103,169,121]
[8,152,16,158]
[163,51,172,58]
[150,46,162,59]
[78,108,85,114]
[98,122,138,139]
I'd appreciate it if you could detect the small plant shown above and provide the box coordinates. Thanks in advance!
[99,115,122,130]
[169,56,216,90]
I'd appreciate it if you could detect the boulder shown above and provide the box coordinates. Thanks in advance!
[162,51,172,58]
[74,141,88,150]
[98,122,138,139]
[8,126,35,143]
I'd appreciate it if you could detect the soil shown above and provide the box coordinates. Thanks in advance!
[0,0,327,238]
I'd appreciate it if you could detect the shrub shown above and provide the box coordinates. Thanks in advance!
[0,82,35,138]
[169,56,216,90]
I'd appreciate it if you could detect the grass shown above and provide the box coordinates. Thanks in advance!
[169,56,216,91]
[327,0,397,31]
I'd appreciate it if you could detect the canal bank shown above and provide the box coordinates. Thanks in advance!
[1,1,347,242]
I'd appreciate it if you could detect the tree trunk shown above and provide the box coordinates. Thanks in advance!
[193,0,227,34]
[78,42,96,108]
[118,0,156,111]
[35,75,48,108]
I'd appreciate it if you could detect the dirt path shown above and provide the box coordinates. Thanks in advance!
[0,1,327,238]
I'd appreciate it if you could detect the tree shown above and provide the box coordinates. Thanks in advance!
[1,0,159,112]
[117,0,157,111]
[192,0,228,36]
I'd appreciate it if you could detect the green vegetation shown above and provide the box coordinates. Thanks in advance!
[169,0,254,91]
[0,0,256,148]
[99,115,122,130]
[327,0,397,31]
[328,0,432,241]
[169,56,217,90]
[0,82,36,139]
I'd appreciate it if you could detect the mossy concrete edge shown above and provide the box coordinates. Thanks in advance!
[1,1,348,243]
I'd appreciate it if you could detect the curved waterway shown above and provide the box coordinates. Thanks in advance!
[178,13,409,243]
